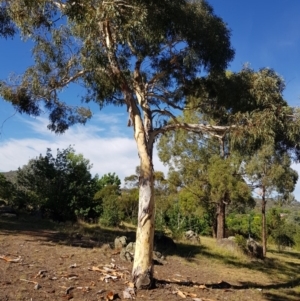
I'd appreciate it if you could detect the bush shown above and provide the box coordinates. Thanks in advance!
[96,185,123,227]
[234,234,248,253]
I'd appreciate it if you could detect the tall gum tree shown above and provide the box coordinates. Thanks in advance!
[157,118,253,239]
[158,67,300,240]
[0,0,234,288]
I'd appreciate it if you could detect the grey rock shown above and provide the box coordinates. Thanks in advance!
[114,236,127,250]
[217,238,239,252]
[247,238,264,259]
[184,230,201,244]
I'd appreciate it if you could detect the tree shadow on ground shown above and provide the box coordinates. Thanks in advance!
[0,215,136,249]
[270,248,300,260]
[2,216,300,300]
[263,290,300,301]
[167,242,207,260]
[0,215,205,258]
[188,244,300,283]
[238,279,300,301]
[156,276,300,301]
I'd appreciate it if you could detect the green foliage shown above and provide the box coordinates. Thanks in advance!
[246,145,298,198]
[0,3,15,38]
[0,0,234,133]
[208,155,252,205]
[227,212,261,240]
[16,146,98,221]
[96,173,121,190]
[96,184,122,227]
[0,173,16,204]
[120,188,139,223]
[234,234,247,253]
[267,208,295,251]
[162,201,211,238]
[93,173,123,227]
[292,227,300,251]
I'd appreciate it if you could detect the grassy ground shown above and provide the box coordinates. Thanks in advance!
[1,215,300,300]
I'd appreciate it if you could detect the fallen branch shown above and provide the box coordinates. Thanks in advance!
[0,255,21,263]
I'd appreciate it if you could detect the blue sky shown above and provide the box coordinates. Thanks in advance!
[1,1,300,195]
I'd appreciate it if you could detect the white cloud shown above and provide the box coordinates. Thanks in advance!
[1,113,300,199]
[291,163,300,202]
[0,114,169,183]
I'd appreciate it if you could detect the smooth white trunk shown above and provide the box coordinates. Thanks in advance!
[131,112,155,289]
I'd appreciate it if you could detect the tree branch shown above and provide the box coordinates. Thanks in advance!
[152,122,236,139]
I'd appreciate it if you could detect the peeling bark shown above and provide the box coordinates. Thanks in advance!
[132,171,155,289]
[131,104,155,289]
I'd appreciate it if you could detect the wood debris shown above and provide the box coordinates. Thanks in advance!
[89,263,130,283]
[0,255,21,263]
[106,291,115,300]
[192,298,216,301]
[20,278,41,290]
[193,284,208,290]
[34,269,47,278]
[172,288,199,299]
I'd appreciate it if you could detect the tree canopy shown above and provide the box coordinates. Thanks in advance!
[15,146,97,221]
[0,2,15,38]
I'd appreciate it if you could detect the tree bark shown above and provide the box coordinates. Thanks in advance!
[132,158,155,289]
[131,110,155,289]
[261,188,267,257]
[216,201,226,240]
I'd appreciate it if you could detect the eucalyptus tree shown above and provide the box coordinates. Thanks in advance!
[245,144,298,257]
[16,146,97,221]
[158,125,252,239]
[0,0,234,287]
[158,66,300,240]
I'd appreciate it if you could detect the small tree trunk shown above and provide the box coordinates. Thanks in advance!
[261,188,267,257]
[211,207,217,238]
[216,201,226,240]
[212,223,217,238]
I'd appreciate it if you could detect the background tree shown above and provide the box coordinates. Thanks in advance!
[245,144,298,256]
[158,66,300,241]
[16,146,98,221]
[0,173,16,204]
[207,155,252,239]
[96,172,121,190]
[120,187,139,224]
[93,173,122,226]
[158,115,253,239]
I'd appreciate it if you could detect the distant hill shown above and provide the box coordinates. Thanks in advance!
[1,170,18,184]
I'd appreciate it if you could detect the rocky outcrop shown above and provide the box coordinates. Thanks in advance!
[184,230,200,244]
[247,238,264,259]
[115,234,176,263]
[217,238,239,252]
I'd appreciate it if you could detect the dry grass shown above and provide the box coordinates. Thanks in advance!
[2,216,300,300]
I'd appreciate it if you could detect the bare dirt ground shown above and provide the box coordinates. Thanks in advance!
[0,216,300,301]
